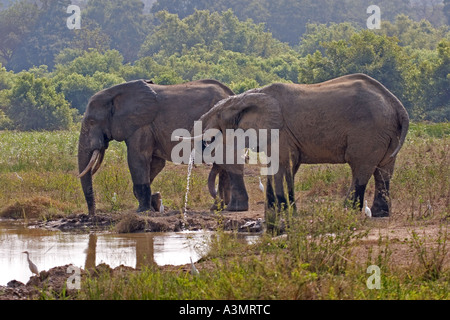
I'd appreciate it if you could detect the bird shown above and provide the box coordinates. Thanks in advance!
[111,192,117,204]
[159,198,164,214]
[190,257,199,276]
[241,149,250,163]
[259,177,264,193]
[14,172,23,182]
[425,200,433,216]
[22,251,39,276]
[364,200,372,217]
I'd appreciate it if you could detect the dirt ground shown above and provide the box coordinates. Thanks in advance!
[28,205,266,233]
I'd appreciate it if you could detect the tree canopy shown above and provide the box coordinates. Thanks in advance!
[0,0,448,130]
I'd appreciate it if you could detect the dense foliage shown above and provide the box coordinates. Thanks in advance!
[0,0,448,130]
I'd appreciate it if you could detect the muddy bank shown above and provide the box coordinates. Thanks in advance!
[0,263,143,300]
[30,209,265,234]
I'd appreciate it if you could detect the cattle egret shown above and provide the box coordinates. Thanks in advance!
[241,149,250,163]
[259,177,264,193]
[190,257,199,276]
[159,199,164,214]
[364,200,372,217]
[22,251,39,276]
[426,200,433,216]
[14,172,23,182]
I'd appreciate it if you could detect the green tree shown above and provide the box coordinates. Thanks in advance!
[52,50,125,113]
[412,39,450,121]
[445,0,450,24]
[0,1,40,66]
[151,0,429,45]
[377,14,450,50]
[298,22,358,56]
[6,72,74,130]
[298,30,412,112]
[54,50,124,77]
[139,9,288,58]
[0,63,14,128]
[7,0,75,72]
[84,0,150,62]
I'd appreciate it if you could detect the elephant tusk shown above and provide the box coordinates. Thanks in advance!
[78,150,100,178]
[91,149,104,176]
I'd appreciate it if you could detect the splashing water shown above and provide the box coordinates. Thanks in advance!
[182,150,195,228]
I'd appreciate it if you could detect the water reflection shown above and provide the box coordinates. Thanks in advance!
[0,220,209,285]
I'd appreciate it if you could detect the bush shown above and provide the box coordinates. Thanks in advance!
[6,73,74,131]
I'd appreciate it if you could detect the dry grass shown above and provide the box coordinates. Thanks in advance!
[0,196,69,220]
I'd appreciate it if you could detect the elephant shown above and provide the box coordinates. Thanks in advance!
[194,74,409,226]
[78,79,249,216]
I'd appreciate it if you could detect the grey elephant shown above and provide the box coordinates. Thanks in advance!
[78,79,248,216]
[194,74,409,225]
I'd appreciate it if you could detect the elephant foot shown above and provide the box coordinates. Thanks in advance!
[371,207,389,217]
[264,208,286,236]
[225,201,249,212]
[371,198,390,217]
[210,200,226,212]
[137,205,152,213]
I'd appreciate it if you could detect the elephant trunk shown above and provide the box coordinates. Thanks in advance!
[78,131,104,216]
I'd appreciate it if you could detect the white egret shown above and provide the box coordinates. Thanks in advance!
[190,257,199,276]
[14,172,23,182]
[159,199,164,214]
[22,251,39,276]
[259,177,264,193]
[364,200,372,217]
[426,200,433,216]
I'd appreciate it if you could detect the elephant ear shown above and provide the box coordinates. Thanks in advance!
[219,90,283,131]
[109,80,159,141]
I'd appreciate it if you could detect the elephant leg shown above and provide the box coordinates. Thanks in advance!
[149,156,166,184]
[218,168,231,205]
[348,163,377,211]
[209,165,232,211]
[266,165,296,212]
[149,156,166,211]
[218,163,248,211]
[126,128,154,212]
[372,159,395,217]
[133,184,152,212]
[265,168,294,234]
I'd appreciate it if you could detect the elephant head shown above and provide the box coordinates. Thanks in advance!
[78,80,158,216]
[199,89,283,135]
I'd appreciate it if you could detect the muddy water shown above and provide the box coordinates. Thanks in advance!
[0,220,215,286]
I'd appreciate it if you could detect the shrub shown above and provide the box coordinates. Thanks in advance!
[6,73,74,131]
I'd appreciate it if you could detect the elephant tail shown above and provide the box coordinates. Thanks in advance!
[389,95,410,158]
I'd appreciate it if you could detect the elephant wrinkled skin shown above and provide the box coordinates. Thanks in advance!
[197,74,409,227]
[78,79,249,216]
